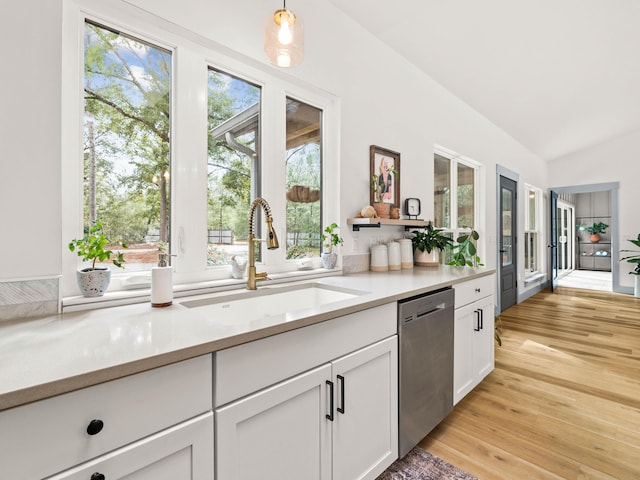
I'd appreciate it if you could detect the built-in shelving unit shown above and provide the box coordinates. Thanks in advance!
[577,215,611,271]
[347,217,430,231]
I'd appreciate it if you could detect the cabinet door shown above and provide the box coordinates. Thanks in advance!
[332,336,398,480]
[454,297,494,404]
[216,364,331,480]
[454,302,476,404]
[46,413,213,480]
[474,297,495,381]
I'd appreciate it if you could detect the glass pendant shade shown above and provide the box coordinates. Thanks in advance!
[264,7,303,67]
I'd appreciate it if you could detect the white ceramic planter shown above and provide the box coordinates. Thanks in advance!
[634,275,640,298]
[76,267,112,297]
[321,252,338,269]
[414,249,439,267]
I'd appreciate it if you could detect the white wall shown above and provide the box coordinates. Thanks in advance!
[1,0,62,279]
[2,0,550,300]
[549,129,640,289]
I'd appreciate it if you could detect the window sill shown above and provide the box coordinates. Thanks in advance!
[62,268,343,313]
[524,272,545,287]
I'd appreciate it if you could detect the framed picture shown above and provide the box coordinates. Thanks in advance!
[370,145,400,207]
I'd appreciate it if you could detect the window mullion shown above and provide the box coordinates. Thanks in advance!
[260,85,287,268]
[172,49,209,281]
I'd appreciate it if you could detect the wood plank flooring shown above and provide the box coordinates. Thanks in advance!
[419,287,640,479]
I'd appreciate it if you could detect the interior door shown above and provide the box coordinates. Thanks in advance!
[557,200,575,277]
[499,176,517,311]
[549,190,559,291]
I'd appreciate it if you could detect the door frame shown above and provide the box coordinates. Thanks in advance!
[548,182,622,293]
[496,165,519,312]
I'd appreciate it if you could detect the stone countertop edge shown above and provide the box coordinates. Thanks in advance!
[0,267,495,411]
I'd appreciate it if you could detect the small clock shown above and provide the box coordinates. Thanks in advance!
[404,198,421,218]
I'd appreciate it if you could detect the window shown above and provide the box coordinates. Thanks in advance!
[83,21,172,272]
[62,2,339,300]
[207,69,261,267]
[433,148,481,262]
[285,98,322,259]
[524,185,542,275]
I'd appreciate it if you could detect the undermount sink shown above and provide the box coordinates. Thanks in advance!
[180,283,367,322]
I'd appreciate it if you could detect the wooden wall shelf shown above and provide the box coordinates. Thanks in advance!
[347,218,429,231]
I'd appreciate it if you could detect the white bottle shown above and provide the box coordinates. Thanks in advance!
[151,253,173,307]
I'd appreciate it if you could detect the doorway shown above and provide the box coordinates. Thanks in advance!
[549,183,620,293]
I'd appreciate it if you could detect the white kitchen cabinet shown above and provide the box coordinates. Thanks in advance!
[216,365,332,480]
[332,336,398,480]
[215,336,398,480]
[46,412,214,480]
[453,276,495,404]
[0,355,212,480]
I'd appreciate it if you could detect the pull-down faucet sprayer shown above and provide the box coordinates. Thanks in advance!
[247,197,279,290]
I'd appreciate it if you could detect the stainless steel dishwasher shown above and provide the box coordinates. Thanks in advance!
[398,287,454,457]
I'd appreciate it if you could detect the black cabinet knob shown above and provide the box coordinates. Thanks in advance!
[91,473,105,480]
[86,419,104,436]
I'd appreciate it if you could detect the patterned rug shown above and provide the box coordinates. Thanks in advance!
[376,447,478,480]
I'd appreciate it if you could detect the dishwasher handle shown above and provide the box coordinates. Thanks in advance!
[404,302,447,323]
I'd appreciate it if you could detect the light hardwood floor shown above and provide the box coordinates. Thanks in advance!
[419,287,640,479]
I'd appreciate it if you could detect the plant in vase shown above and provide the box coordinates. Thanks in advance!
[321,222,343,269]
[448,228,484,267]
[370,164,399,219]
[68,221,127,297]
[580,222,608,243]
[411,222,453,267]
[619,233,640,297]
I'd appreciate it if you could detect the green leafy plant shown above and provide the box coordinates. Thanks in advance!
[620,233,640,275]
[68,221,127,271]
[580,222,608,234]
[322,223,343,253]
[448,228,484,267]
[411,222,453,253]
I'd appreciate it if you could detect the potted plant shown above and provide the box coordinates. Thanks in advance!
[620,233,640,297]
[371,174,390,218]
[321,222,343,269]
[68,221,127,297]
[411,222,453,267]
[580,222,608,243]
[370,164,399,219]
[448,228,484,267]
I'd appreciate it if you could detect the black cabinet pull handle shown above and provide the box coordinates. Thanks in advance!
[337,375,345,414]
[326,380,334,421]
[479,308,484,330]
[86,419,104,436]
[91,473,105,480]
[474,310,480,331]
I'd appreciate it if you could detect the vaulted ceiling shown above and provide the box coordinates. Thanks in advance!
[328,0,640,161]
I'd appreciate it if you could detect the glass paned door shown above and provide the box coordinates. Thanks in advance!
[557,200,575,277]
[499,175,517,311]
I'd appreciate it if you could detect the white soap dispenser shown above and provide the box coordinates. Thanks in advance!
[151,253,173,307]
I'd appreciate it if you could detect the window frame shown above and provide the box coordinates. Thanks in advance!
[61,0,340,302]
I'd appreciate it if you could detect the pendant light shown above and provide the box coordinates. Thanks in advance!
[264,0,303,68]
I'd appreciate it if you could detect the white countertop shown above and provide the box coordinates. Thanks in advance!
[0,267,494,411]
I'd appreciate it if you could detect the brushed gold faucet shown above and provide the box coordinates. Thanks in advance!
[247,197,279,290]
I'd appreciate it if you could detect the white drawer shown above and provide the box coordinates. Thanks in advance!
[215,302,396,406]
[0,354,212,480]
[454,274,495,308]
